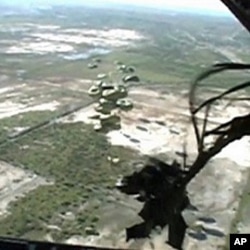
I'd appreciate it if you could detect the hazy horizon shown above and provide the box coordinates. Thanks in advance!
[0,0,232,17]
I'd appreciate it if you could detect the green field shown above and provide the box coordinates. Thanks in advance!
[0,123,139,240]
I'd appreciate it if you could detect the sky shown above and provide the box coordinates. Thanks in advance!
[1,0,231,16]
[104,0,229,14]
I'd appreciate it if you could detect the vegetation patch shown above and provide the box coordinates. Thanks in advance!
[0,122,138,241]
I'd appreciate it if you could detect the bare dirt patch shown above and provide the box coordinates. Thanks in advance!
[0,161,49,216]
[5,27,146,55]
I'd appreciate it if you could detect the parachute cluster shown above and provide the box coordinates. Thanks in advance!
[87,58,140,132]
